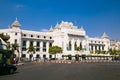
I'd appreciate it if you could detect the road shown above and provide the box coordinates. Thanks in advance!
[0,62,120,80]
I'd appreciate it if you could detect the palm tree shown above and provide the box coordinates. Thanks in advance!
[11,42,19,63]
[27,44,36,61]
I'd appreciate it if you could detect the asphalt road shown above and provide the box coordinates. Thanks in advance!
[0,62,120,80]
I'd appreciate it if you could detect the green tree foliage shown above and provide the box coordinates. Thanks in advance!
[11,43,19,51]
[76,46,83,51]
[49,46,62,58]
[27,44,36,54]
[11,42,19,57]
[108,49,120,55]
[0,33,10,42]
[11,43,20,62]
[76,47,80,51]
[90,50,94,54]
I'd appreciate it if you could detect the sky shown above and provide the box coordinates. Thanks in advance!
[0,0,120,40]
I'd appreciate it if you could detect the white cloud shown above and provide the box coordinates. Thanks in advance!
[40,29,49,32]
[16,4,24,8]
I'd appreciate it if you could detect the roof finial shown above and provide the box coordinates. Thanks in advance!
[80,26,84,31]
[16,17,18,21]
[49,25,53,32]
[74,20,76,25]
[8,25,11,29]
[102,32,109,39]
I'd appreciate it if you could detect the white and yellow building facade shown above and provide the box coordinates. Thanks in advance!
[0,18,111,59]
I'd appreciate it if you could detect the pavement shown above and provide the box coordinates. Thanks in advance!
[0,61,120,80]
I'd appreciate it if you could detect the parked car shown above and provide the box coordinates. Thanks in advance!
[0,63,17,74]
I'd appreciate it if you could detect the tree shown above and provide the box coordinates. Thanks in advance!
[0,33,10,42]
[11,42,19,63]
[90,50,94,54]
[108,49,118,55]
[49,46,62,59]
[76,46,84,52]
[27,44,36,61]
[11,43,19,52]
[75,54,79,61]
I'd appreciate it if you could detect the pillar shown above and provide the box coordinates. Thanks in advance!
[40,41,43,52]
[72,39,74,51]
[46,41,49,53]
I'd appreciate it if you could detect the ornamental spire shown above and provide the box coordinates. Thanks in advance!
[80,26,85,31]
[49,25,53,32]
[102,32,109,39]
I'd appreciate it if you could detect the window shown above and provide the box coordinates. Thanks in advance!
[74,41,77,50]
[49,43,52,47]
[37,35,40,38]
[15,33,17,36]
[37,42,40,47]
[44,36,46,39]
[22,40,26,46]
[91,41,93,43]
[102,46,104,50]
[30,41,33,46]
[95,46,97,50]
[15,39,17,43]
[24,34,26,37]
[91,45,93,51]
[36,48,40,51]
[43,55,46,59]
[43,42,46,47]
[50,37,52,39]
[49,55,52,58]
[22,47,26,51]
[43,42,46,52]
[99,46,101,50]
[31,35,33,37]
[68,41,72,50]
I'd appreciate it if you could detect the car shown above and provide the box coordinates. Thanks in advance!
[0,63,17,74]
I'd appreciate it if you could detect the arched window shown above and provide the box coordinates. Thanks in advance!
[68,41,72,50]
[80,42,82,50]
[74,41,77,50]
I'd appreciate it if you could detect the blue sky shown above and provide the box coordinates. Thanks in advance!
[0,0,120,40]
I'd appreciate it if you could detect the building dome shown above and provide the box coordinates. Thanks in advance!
[12,18,21,27]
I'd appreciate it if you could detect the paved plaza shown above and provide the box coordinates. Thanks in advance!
[0,62,120,80]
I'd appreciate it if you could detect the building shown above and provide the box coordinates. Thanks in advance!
[0,18,111,59]
[110,40,120,50]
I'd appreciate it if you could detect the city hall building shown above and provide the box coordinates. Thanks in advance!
[0,18,110,59]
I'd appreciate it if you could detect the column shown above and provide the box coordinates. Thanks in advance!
[93,45,95,53]
[26,40,30,48]
[33,41,36,47]
[89,45,91,51]
[82,40,84,49]
[77,40,80,47]
[46,41,49,53]
[97,45,99,50]
[100,46,102,50]
[40,41,43,52]
[72,39,74,51]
